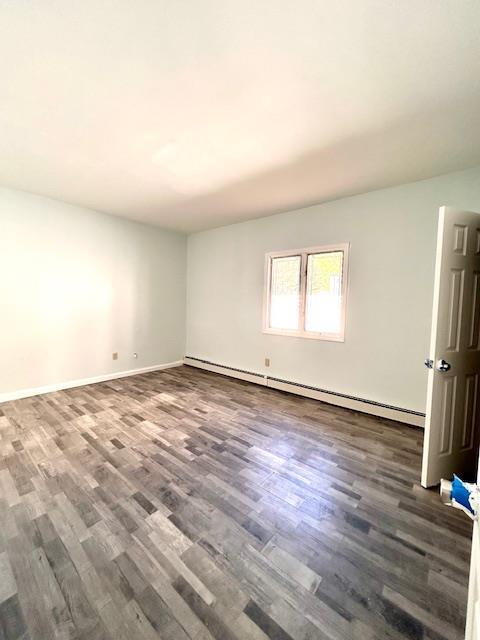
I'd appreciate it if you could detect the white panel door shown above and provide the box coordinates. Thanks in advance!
[422,206,480,488]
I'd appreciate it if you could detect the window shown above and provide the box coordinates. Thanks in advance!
[263,244,349,341]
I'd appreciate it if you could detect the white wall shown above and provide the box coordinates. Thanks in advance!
[0,188,186,398]
[186,166,480,414]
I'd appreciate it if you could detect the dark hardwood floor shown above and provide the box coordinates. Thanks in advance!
[0,365,472,640]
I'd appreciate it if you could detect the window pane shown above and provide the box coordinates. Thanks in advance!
[305,251,343,334]
[269,255,301,330]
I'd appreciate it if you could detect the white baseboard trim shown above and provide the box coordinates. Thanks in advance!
[184,356,425,428]
[0,360,184,405]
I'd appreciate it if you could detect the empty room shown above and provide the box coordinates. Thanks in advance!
[2,2,480,639]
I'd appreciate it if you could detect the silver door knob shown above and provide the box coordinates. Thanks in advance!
[436,359,451,372]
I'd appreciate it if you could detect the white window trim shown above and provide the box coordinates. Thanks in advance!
[262,243,350,342]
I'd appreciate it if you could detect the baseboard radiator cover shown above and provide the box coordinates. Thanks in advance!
[0,360,184,404]
[184,356,425,428]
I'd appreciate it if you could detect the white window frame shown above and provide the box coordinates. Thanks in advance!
[262,243,349,342]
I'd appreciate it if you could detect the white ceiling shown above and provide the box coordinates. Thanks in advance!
[1,1,480,233]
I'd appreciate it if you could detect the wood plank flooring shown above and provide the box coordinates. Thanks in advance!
[0,365,472,640]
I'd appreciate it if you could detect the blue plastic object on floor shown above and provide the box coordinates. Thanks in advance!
[452,474,475,514]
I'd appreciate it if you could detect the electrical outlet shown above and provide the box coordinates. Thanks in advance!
[265,357,270,367]
[112,352,118,360]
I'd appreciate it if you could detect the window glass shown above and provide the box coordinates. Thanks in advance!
[269,255,301,330]
[305,251,343,334]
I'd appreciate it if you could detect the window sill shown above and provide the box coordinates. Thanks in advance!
[262,328,345,342]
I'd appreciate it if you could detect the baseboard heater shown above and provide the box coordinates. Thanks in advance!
[184,356,425,428]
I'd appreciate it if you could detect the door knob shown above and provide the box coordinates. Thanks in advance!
[436,359,451,372]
